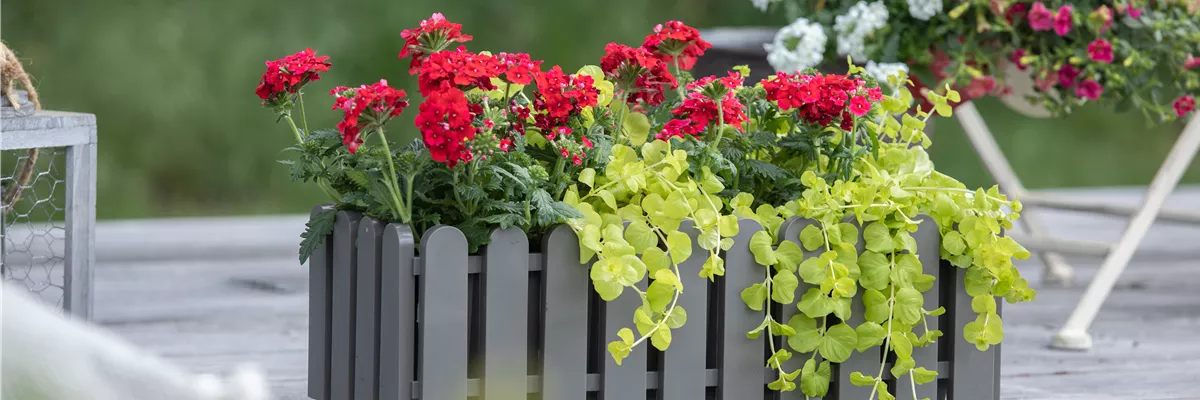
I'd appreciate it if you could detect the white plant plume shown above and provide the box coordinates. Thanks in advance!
[765,17,829,72]
[0,282,271,400]
[834,1,889,62]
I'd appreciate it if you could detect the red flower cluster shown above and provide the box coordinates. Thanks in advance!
[256,49,331,102]
[601,43,677,107]
[762,72,874,130]
[658,72,747,141]
[399,13,474,74]
[416,46,503,96]
[330,80,410,154]
[532,66,600,131]
[641,21,712,71]
[415,87,477,166]
[497,52,542,85]
[1174,95,1196,117]
[1086,38,1113,63]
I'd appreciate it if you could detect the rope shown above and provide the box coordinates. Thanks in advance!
[2,41,44,209]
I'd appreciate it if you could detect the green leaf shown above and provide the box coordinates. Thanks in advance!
[718,215,740,237]
[701,254,725,279]
[832,277,857,298]
[750,231,778,266]
[741,283,768,311]
[618,327,635,345]
[800,225,825,251]
[964,267,993,297]
[625,220,657,253]
[624,112,652,146]
[579,168,596,188]
[858,251,890,291]
[299,208,337,264]
[972,295,997,314]
[772,270,800,303]
[877,382,895,400]
[747,318,771,339]
[599,190,618,211]
[943,231,967,255]
[895,287,925,325]
[798,257,825,285]
[819,323,857,363]
[774,240,805,271]
[912,367,938,384]
[665,306,688,329]
[800,359,832,397]
[855,322,887,352]
[797,288,833,317]
[607,341,631,365]
[890,355,915,378]
[651,326,672,350]
[863,289,890,323]
[891,331,913,358]
[832,297,853,321]
[849,371,876,387]
[787,314,823,353]
[838,223,859,245]
[642,247,671,275]
[647,281,674,313]
[894,231,918,253]
[666,231,692,264]
[634,307,656,335]
[654,269,681,290]
[864,222,894,253]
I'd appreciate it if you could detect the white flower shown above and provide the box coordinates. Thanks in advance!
[865,61,909,85]
[752,0,776,12]
[907,0,943,20]
[764,18,829,73]
[834,1,889,62]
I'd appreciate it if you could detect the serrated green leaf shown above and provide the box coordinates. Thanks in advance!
[819,323,857,363]
[299,209,337,264]
[787,314,823,352]
[855,321,887,351]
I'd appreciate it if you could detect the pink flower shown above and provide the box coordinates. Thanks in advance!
[499,138,512,152]
[1090,5,1114,33]
[1010,49,1028,71]
[1087,38,1114,63]
[1175,95,1196,117]
[1127,4,1142,18]
[965,76,998,99]
[1053,6,1074,36]
[849,96,871,116]
[1035,68,1060,91]
[867,87,883,101]
[1184,55,1200,70]
[1058,65,1081,87]
[1074,79,1103,100]
[1028,2,1055,31]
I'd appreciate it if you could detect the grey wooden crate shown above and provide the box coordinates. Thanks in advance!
[307,211,1000,400]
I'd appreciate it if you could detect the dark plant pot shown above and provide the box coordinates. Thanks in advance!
[306,205,1001,400]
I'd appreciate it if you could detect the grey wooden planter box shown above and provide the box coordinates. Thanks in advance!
[306,205,1000,400]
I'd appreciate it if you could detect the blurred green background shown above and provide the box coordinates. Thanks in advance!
[5,0,1198,220]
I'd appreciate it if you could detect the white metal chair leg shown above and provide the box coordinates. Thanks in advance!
[1051,116,1200,350]
[955,102,1076,285]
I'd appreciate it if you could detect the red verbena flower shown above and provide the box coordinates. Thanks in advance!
[641,21,712,71]
[849,96,871,116]
[416,46,503,96]
[656,119,705,141]
[1174,95,1196,117]
[256,49,331,103]
[1087,38,1114,63]
[531,66,599,131]
[330,80,410,154]
[762,72,872,127]
[1053,6,1074,36]
[1074,79,1103,100]
[399,13,473,74]
[499,138,513,152]
[1005,3,1029,24]
[1057,64,1081,87]
[601,43,677,107]
[414,87,477,167]
[497,52,542,85]
[1028,2,1055,31]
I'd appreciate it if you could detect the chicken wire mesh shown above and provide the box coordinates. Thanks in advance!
[2,146,69,308]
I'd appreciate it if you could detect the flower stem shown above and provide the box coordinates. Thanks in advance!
[712,98,726,144]
[612,93,630,145]
[376,126,409,222]
[298,91,311,136]
[284,113,305,145]
[285,114,340,203]
[671,57,687,101]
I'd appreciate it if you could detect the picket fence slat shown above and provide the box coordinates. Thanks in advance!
[835,217,881,400]
[330,211,361,400]
[379,224,417,400]
[354,217,385,400]
[481,227,530,399]
[897,216,942,400]
[418,225,469,400]
[540,225,589,399]
[657,221,708,400]
[311,216,1001,400]
[307,205,335,400]
[720,218,766,400]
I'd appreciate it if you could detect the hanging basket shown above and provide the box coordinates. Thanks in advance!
[997,61,1055,119]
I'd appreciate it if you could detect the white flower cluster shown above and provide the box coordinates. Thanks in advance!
[865,61,909,86]
[765,17,829,73]
[833,1,889,62]
[906,0,943,21]
[751,0,776,12]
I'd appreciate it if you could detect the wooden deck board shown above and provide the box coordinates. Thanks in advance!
[81,187,1200,399]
